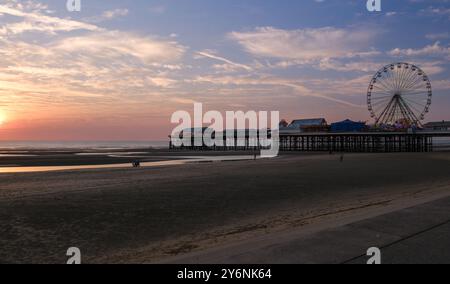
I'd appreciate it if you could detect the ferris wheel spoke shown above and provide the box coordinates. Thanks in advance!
[396,101,411,122]
[371,87,393,96]
[403,81,426,92]
[390,70,400,90]
[371,90,393,97]
[372,102,391,111]
[401,67,415,89]
[371,94,393,99]
[372,97,391,104]
[397,66,408,90]
[388,103,399,123]
[378,96,396,124]
[373,103,391,114]
[402,94,427,102]
[399,96,421,123]
[376,80,393,93]
[373,83,391,91]
[403,97,428,108]
[402,71,416,91]
[370,96,393,103]
[401,66,410,87]
[403,83,426,91]
[401,91,427,96]
[406,75,428,91]
[403,69,420,88]
[404,101,424,116]
[403,97,424,110]
[394,67,401,90]
[402,88,425,97]
[378,82,393,94]
[403,84,427,92]
[398,69,407,91]
[388,70,399,91]
[382,73,392,91]
[402,101,427,121]
[385,71,396,90]
[391,68,399,90]
[402,89,426,94]
[400,84,428,94]
[378,72,395,90]
[402,73,423,89]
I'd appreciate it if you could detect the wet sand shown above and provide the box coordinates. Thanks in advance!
[0,148,254,167]
[0,152,449,263]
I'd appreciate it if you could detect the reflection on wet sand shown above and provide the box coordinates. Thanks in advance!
[0,156,257,173]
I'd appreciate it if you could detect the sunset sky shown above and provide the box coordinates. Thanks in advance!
[0,0,449,141]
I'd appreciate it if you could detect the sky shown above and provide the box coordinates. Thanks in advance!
[0,0,449,141]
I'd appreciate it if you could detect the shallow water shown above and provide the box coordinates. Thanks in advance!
[0,156,256,174]
[75,152,149,156]
[0,154,37,157]
[0,141,168,150]
[0,160,189,173]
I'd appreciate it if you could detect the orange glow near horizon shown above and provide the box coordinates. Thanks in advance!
[0,111,6,126]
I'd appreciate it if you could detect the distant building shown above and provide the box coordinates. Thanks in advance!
[288,118,328,133]
[289,118,327,128]
[331,119,367,132]
[423,121,450,131]
[279,119,289,128]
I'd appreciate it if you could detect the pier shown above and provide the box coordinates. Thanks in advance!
[169,131,450,153]
[278,132,447,153]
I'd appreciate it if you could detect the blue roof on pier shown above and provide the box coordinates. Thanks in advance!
[331,119,366,132]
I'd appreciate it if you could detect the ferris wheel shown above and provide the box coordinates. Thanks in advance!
[367,63,432,127]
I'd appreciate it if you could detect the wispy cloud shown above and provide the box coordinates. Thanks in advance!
[426,32,450,40]
[389,42,450,57]
[191,74,362,108]
[195,50,253,71]
[420,6,450,19]
[0,1,188,119]
[52,31,186,63]
[0,3,98,36]
[84,8,129,23]
[228,26,378,60]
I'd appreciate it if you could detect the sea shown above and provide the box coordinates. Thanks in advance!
[433,137,450,151]
[0,138,449,151]
[0,141,169,150]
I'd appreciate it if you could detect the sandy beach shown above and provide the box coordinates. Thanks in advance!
[0,151,449,263]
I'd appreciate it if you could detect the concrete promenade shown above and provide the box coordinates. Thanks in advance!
[166,196,450,264]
